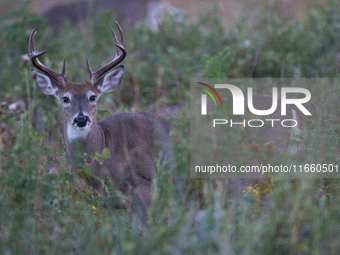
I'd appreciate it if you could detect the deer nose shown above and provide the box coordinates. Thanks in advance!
[74,115,89,127]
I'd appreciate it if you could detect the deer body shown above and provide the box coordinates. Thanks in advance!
[28,23,175,224]
[68,111,171,223]
[66,111,168,185]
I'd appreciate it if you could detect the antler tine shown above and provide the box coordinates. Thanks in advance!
[86,56,92,75]
[110,26,120,57]
[115,21,125,48]
[88,22,126,83]
[28,29,67,86]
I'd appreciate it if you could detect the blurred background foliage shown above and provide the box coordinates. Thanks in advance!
[2,0,340,254]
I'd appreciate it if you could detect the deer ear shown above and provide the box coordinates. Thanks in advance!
[95,65,124,95]
[31,68,59,96]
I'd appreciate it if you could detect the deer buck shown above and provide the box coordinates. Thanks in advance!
[28,22,182,225]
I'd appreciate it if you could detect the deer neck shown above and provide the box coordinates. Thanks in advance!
[64,119,105,161]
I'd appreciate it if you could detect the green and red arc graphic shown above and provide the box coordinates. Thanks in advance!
[196,82,222,106]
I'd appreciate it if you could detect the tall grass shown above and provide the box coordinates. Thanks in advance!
[1,1,340,254]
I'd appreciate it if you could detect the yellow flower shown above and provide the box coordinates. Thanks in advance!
[92,205,97,214]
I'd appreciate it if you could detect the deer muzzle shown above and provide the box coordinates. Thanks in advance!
[74,115,90,127]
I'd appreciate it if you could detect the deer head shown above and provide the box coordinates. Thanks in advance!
[29,22,126,140]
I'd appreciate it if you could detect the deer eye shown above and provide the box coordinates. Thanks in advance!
[89,95,96,102]
[62,97,70,103]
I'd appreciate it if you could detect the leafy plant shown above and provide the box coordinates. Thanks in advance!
[1,1,340,254]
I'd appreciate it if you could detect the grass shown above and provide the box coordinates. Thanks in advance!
[1,1,340,254]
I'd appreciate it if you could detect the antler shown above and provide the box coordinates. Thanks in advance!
[87,21,126,83]
[28,30,67,86]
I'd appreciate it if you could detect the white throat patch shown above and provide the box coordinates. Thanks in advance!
[67,122,92,141]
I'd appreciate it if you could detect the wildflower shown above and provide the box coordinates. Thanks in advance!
[92,205,97,214]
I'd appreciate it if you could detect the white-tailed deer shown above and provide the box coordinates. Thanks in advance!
[28,22,182,225]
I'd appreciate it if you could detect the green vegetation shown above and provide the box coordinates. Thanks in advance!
[1,1,340,254]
